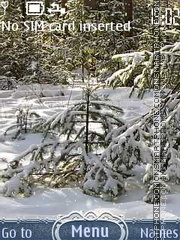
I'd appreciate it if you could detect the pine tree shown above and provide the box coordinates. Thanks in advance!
[2,87,125,197]
[107,42,180,97]
[84,87,180,200]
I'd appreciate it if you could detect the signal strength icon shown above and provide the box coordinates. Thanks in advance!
[1,1,9,15]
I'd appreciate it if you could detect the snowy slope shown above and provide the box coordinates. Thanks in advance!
[0,84,179,220]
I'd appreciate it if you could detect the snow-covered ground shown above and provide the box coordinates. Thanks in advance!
[0,84,179,220]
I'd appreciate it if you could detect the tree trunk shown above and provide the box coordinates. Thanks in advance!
[124,0,133,21]
[21,0,26,20]
[62,0,68,10]
[124,0,133,36]
[45,0,50,12]
[85,0,98,9]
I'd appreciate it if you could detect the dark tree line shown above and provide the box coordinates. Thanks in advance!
[0,0,134,84]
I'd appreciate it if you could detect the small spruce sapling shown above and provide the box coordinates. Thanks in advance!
[2,90,125,198]
[4,108,42,140]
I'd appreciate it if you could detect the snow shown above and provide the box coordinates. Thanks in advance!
[172,42,180,52]
[0,84,179,219]
[112,51,146,60]
[0,184,179,220]
[106,65,132,85]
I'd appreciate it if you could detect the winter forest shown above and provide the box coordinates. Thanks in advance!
[0,0,180,219]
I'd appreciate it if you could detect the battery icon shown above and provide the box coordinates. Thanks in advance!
[26,1,45,15]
